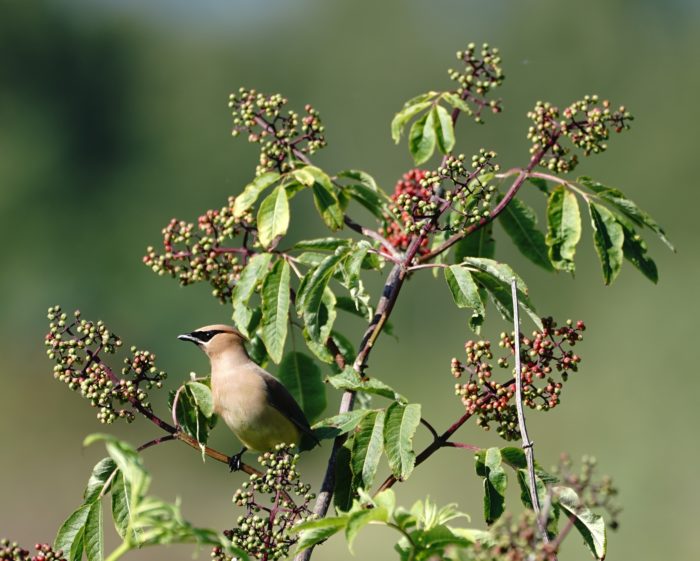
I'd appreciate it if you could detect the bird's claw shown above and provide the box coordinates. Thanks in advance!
[228,451,244,472]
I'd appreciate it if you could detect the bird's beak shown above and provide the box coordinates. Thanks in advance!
[178,333,201,345]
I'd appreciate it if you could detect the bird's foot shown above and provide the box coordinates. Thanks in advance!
[228,448,247,472]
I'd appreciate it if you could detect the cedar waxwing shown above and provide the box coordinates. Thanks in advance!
[178,324,318,470]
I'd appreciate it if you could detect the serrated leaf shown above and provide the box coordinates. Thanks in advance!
[621,225,658,283]
[342,184,390,220]
[589,202,624,285]
[546,186,581,273]
[434,104,455,154]
[442,92,472,115]
[84,501,103,561]
[384,402,421,480]
[294,517,347,553]
[555,486,607,559]
[313,409,372,440]
[391,100,432,143]
[110,473,134,540]
[260,259,290,363]
[337,169,380,191]
[462,257,527,293]
[84,457,117,503]
[334,442,354,512]
[257,185,290,248]
[327,367,406,402]
[472,271,542,329]
[294,238,350,251]
[231,253,273,336]
[408,109,437,165]
[483,448,507,524]
[292,168,315,187]
[299,251,347,341]
[455,224,495,262]
[444,265,483,314]
[312,183,344,231]
[578,176,674,251]
[498,196,553,271]
[345,505,389,553]
[351,410,385,490]
[187,381,214,418]
[233,172,280,218]
[55,504,90,561]
[277,352,326,423]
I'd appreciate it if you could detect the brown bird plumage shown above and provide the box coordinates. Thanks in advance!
[178,324,317,469]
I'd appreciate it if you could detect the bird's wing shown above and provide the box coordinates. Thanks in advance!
[262,372,320,446]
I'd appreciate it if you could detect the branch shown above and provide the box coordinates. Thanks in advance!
[511,279,550,544]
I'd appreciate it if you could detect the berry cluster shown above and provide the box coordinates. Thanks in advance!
[229,88,326,175]
[552,453,621,530]
[471,512,558,561]
[448,42,504,122]
[381,169,432,254]
[143,197,249,303]
[423,151,499,233]
[0,541,65,561]
[451,318,585,440]
[528,95,632,173]
[45,307,166,424]
[215,444,315,561]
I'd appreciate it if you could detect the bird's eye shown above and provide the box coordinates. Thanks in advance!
[194,330,223,343]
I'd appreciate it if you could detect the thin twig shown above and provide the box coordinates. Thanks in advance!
[511,279,550,543]
[420,417,440,441]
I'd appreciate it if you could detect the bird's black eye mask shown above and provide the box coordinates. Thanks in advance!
[191,329,225,342]
[178,329,226,345]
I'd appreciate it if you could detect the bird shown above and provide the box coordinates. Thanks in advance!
[178,324,319,471]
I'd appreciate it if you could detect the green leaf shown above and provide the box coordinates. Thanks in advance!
[231,253,273,336]
[260,259,290,363]
[408,109,437,165]
[498,196,554,271]
[444,265,483,314]
[578,176,674,251]
[55,504,90,561]
[472,271,542,329]
[277,352,326,423]
[313,409,373,440]
[257,185,290,248]
[455,224,495,262]
[528,176,550,194]
[111,472,135,540]
[334,443,355,512]
[304,166,344,230]
[434,104,455,154]
[589,202,624,285]
[299,250,348,341]
[187,381,214,418]
[482,448,507,524]
[233,172,280,218]
[555,486,607,559]
[84,457,117,503]
[461,257,527,292]
[294,238,350,251]
[621,225,658,283]
[442,92,472,115]
[546,186,581,273]
[345,505,389,553]
[292,168,315,187]
[84,501,104,561]
[294,517,347,553]
[391,100,432,143]
[327,367,406,402]
[83,434,147,493]
[384,402,421,480]
[351,410,385,490]
[341,184,390,220]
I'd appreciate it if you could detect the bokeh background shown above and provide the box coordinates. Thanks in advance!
[1,1,698,560]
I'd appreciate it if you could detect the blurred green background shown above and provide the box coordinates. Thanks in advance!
[1,0,698,559]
